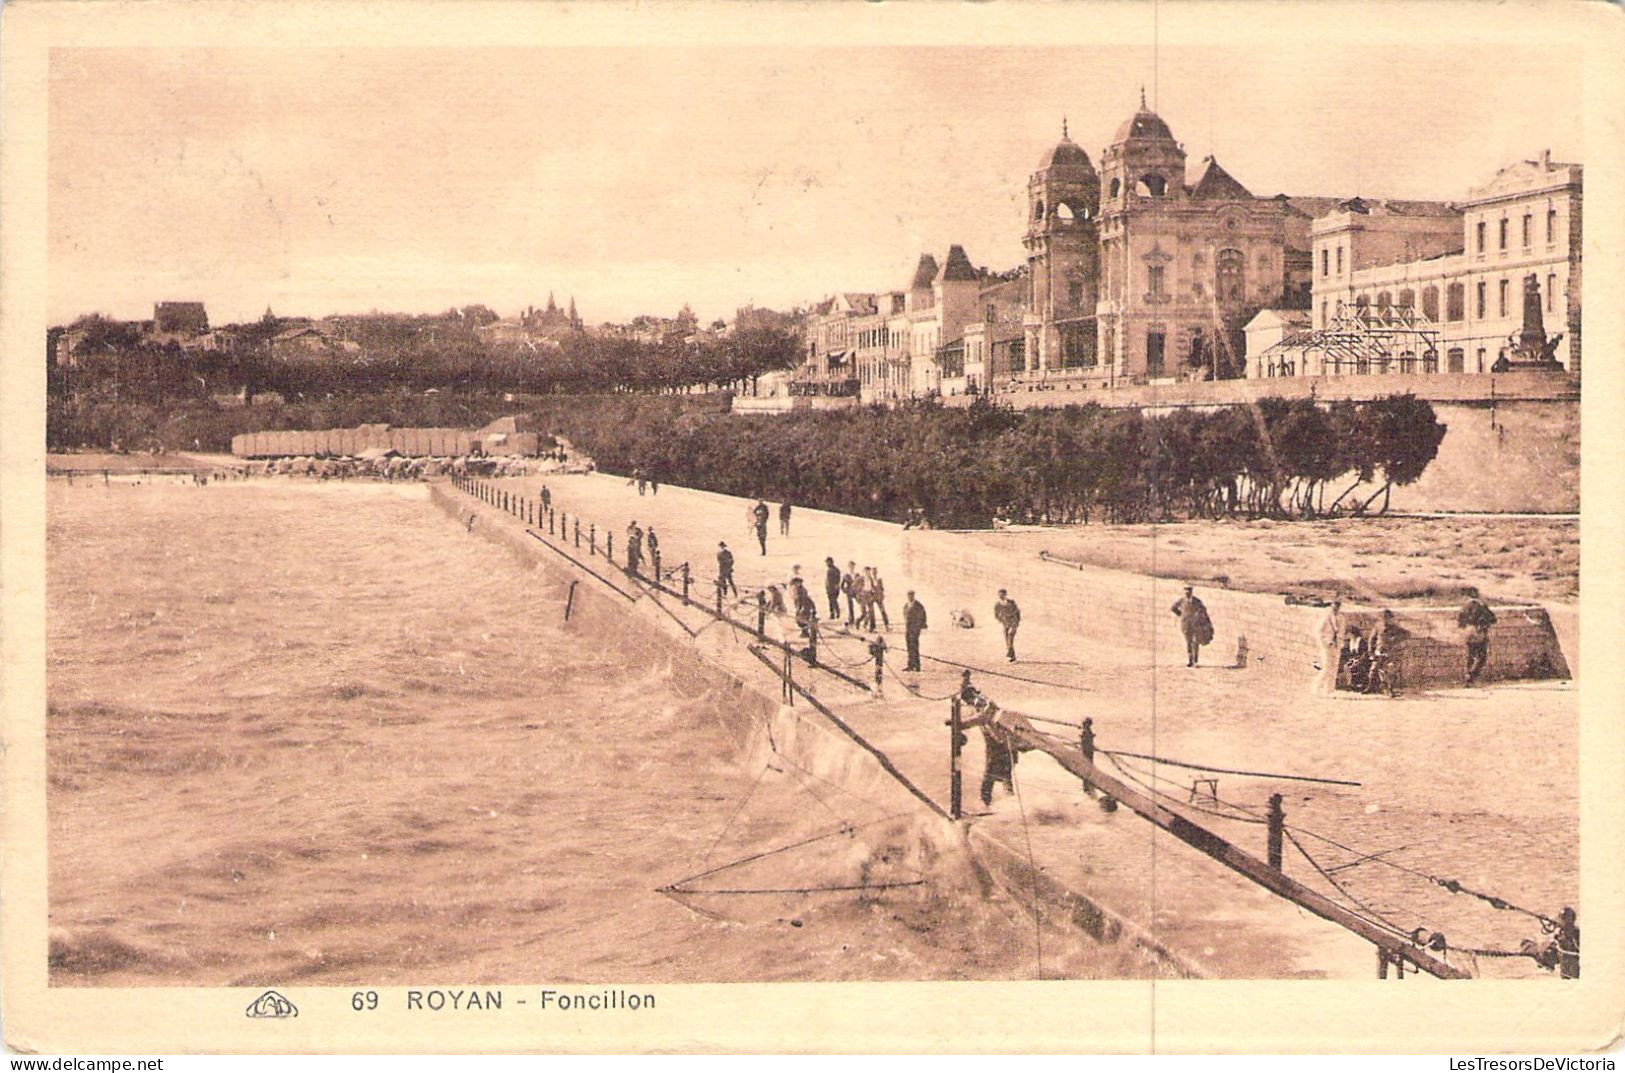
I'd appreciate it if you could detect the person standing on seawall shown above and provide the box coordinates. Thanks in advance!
[1171,585,1212,668]
[903,590,928,672]
[994,589,1022,662]
[1314,597,1347,696]
[1457,594,1497,685]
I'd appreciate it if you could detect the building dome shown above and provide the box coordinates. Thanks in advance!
[1038,136,1094,172]
[1113,107,1175,144]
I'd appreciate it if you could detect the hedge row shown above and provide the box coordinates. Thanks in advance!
[536,395,1446,528]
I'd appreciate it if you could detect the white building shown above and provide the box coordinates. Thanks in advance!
[1258,152,1582,378]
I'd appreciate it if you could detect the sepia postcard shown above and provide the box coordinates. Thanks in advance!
[3,0,1624,1056]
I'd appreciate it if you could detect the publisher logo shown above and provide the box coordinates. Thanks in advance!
[245,990,298,1019]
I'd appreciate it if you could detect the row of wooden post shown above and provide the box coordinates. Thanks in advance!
[454,475,692,606]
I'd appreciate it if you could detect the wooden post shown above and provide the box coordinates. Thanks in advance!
[1378,948,1389,979]
[1079,717,1095,795]
[949,697,964,820]
[993,713,1472,978]
[682,562,691,603]
[1267,793,1285,871]
[589,524,595,554]
[756,592,767,639]
[564,579,578,622]
[573,518,580,548]
[606,533,614,562]
[549,509,555,536]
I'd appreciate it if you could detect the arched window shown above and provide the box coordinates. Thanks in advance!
[1446,282,1465,322]
[1214,248,1245,303]
[1135,174,1167,198]
[1033,199,1045,221]
[1376,291,1392,312]
[1056,201,1075,221]
[1109,177,1121,199]
[1397,288,1414,311]
[1421,286,1440,321]
[1447,347,1465,373]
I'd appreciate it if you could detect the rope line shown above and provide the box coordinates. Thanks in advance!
[1010,764,1044,980]
[1099,748,1361,788]
[659,812,911,893]
[921,652,1091,692]
[672,880,927,896]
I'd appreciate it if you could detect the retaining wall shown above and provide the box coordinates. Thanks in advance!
[426,480,1202,975]
[901,531,1569,689]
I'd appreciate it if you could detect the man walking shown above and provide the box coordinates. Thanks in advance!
[752,499,771,555]
[540,484,551,516]
[1315,597,1347,696]
[842,561,861,626]
[646,527,661,585]
[1457,594,1498,685]
[716,541,738,597]
[778,501,793,537]
[824,557,843,620]
[866,566,890,629]
[1171,585,1213,668]
[903,590,928,672]
[993,589,1022,662]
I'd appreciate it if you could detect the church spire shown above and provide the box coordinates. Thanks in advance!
[1140,84,1147,110]
[1062,116,1069,140]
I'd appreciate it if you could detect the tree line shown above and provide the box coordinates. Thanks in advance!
[535,394,1447,528]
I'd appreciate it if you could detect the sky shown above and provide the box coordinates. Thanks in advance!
[47,43,1581,327]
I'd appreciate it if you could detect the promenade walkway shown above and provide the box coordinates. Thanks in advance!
[484,471,1576,979]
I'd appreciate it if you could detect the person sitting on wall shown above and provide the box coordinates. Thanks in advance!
[1366,610,1405,697]
[1342,627,1371,693]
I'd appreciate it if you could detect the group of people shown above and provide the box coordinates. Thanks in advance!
[623,520,661,581]
[630,467,660,496]
[1315,594,1501,697]
[742,498,793,555]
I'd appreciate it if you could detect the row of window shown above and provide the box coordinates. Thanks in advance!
[1475,207,1560,255]
[1319,273,1560,327]
[1320,207,1564,280]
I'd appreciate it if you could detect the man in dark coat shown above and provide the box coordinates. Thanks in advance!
[1457,595,1498,684]
[994,589,1022,662]
[1170,585,1212,667]
[716,541,738,596]
[903,590,928,671]
[824,557,843,619]
[778,501,793,536]
[752,499,770,555]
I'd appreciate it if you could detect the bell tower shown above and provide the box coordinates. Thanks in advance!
[1100,89,1186,216]
[1023,120,1101,376]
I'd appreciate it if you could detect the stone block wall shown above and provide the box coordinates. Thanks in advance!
[901,531,1570,689]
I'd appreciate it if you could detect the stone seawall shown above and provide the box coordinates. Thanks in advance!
[901,530,1569,690]
[426,480,1209,975]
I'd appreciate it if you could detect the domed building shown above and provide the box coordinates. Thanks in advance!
[1023,94,1329,384]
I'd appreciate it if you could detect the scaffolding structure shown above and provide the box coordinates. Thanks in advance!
[1260,306,1444,377]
